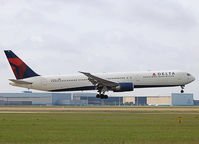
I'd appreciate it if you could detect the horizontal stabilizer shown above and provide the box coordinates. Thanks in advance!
[9,79,32,84]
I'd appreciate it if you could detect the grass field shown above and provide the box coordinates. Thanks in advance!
[0,112,199,144]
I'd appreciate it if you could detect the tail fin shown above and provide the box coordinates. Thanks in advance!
[4,50,40,79]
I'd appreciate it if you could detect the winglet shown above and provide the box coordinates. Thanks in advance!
[79,71,89,75]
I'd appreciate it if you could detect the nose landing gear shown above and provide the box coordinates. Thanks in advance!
[180,85,185,93]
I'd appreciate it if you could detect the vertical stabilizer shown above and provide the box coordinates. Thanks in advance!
[4,50,40,79]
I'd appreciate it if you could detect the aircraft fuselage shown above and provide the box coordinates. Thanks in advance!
[10,71,195,92]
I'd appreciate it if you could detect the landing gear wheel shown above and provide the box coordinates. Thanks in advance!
[96,91,109,99]
[99,94,108,99]
[96,94,100,98]
[181,90,184,93]
[100,94,105,99]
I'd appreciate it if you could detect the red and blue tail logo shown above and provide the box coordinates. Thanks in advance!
[4,50,39,79]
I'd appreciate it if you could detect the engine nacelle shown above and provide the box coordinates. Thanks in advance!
[113,82,134,92]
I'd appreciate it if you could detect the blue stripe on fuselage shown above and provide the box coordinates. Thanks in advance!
[49,85,179,92]
[49,86,96,92]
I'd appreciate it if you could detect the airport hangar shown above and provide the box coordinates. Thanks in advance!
[0,92,194,106]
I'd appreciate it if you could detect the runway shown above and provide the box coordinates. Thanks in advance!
[0,106,199,113]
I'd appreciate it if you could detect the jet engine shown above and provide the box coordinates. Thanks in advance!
[113,82,134,92]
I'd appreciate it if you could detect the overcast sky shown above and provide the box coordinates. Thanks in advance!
[0,0,199,99]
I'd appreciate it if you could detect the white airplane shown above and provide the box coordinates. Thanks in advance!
[4,50,195,99]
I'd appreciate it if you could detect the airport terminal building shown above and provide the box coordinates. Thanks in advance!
[123,93,194,106]
[0,92,194,106]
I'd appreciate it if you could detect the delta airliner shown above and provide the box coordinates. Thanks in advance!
[4,50,195,99]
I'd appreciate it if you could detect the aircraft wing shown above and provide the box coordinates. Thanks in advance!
[9,79,32,84]
[79,71,118,87]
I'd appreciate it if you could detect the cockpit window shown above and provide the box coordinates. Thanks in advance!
[187,73,191,76]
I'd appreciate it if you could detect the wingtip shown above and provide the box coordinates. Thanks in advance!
[79,71,86,73]
[79,71,89,74]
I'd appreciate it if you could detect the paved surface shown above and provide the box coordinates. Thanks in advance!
[0,107,199,113]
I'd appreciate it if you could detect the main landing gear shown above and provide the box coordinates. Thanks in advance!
[96,94,108,99]
[180,85,185,93]
[96,89,108,99]
[96,86,109,99]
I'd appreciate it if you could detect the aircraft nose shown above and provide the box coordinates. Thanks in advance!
[187,73,195,83]
[191,75,195,82]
